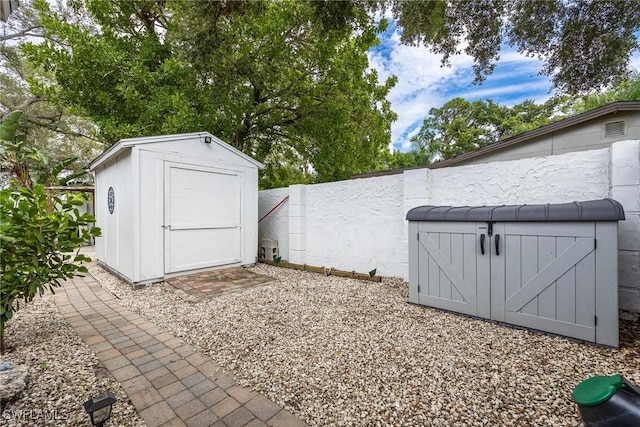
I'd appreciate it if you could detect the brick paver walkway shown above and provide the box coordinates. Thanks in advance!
[55,275,307,427]
[165,268,273,299]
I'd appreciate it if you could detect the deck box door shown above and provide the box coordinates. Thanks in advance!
[495,222,597,342]
[415,222,491,319]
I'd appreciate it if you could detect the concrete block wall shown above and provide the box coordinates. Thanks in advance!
[288,185,307,264]
[258,140,640,312]
[610,140,640,311]
[426,148,611,206]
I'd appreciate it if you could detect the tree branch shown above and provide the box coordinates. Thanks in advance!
[25,117,103,143]
[0,26,43,42]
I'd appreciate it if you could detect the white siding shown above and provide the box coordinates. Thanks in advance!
[93,133,261,285]
[94,151,134,281]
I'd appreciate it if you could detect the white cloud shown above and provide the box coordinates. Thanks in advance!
[368,28,476,150]
[369,28,554,151]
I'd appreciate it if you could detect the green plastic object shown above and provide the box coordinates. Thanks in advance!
[573,374,626,407]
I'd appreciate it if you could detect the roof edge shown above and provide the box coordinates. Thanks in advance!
[88,132,264,170]
[429,101,640,169]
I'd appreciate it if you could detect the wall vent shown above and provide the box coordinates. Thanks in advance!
[603,120,626,138]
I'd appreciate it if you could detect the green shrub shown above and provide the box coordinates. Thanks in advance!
[0,185,101,353]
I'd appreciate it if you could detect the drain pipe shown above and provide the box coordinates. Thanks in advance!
[258,259,381,282]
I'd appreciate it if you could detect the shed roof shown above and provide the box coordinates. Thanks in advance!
[406,199,625,222]
[88,132,264,170]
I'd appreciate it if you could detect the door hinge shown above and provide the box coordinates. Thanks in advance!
[594,238,597,250]
[417,285,420,293]
[594,315,598,326]
[417,232,420,240]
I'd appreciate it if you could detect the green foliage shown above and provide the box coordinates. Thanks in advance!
[0,2,102,182]
[568,73,640,113]
[0,109,101,353]
[385,0,640,93]
[0,109,90,187]
[0,185,101,352]
[410,97,563,163]
[23,0,396,188]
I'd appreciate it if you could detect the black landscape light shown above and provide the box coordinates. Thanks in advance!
[83,391,117,427]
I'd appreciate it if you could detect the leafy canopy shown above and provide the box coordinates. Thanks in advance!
[0,0,102,183]
[409,74,640,165]
[409,97,564,163]
[385,0,640,93]
[23,0,397,188]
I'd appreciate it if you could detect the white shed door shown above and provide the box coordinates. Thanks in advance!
[164,162,242,274]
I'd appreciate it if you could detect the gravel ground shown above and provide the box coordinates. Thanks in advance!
[1,291,146,427]
[89,262,640,427]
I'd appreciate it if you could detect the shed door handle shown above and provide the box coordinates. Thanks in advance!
[480,234,485,255]
[495,234,500,256]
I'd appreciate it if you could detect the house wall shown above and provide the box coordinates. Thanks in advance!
[259,140,640,312]
[461,111,640,165]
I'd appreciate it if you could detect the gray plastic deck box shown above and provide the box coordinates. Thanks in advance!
[406,199,625,347]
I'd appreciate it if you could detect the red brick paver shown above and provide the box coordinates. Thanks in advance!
[165,268,273,299]
[54,275,307,427]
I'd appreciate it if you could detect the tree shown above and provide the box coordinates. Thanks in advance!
[0,111,100,354]
[387,0,640,93]
[410,97,563,163]
[567,73,640,113]
[23,0,397,188]
[0,0,103,183]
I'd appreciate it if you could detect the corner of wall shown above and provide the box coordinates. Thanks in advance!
[609,139,640,312]
[288,184,307,264]
[401,168,429,280]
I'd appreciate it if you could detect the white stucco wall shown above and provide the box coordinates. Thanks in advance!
[305,174,405,278]
[258,188,290,261]
[258,141,640,311]
[426,148,611,206]
[610,140,640,311]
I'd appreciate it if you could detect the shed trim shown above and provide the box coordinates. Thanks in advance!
[406,199,625,222]
[88,132,265,171]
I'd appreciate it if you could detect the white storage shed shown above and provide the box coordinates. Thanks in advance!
[89,132,264,285]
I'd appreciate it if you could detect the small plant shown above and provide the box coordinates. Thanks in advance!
[39,362,49,370]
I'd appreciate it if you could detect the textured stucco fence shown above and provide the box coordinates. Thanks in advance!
[258,139,640,312]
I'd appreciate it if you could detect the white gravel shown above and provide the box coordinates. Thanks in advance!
[1,291,146,427]
[89,262,640,427]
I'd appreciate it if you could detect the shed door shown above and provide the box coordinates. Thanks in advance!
[416,222,490,318]
[495,222,597,342]
[164,162,242,274]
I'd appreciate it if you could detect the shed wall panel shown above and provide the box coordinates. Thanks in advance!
[95,151,134,281]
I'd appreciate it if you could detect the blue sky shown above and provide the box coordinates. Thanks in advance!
[369,21,640,152]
